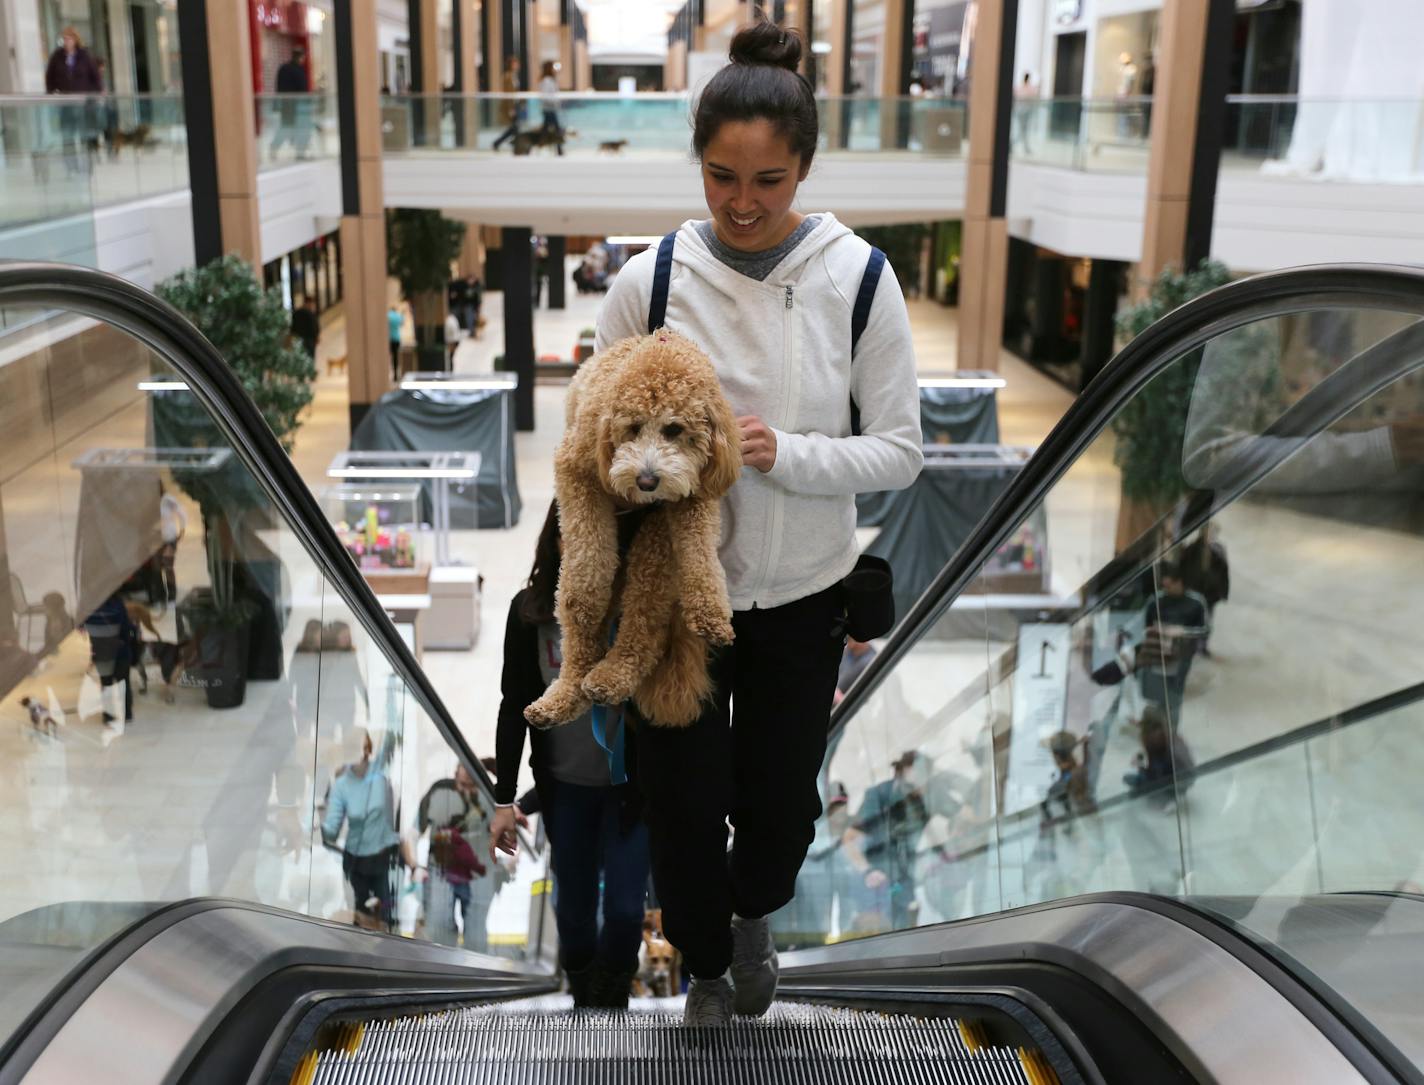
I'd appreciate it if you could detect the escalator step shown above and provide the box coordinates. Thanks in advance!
[305,999,1040,1084]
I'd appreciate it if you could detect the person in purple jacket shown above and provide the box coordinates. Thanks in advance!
[45,27,102,176]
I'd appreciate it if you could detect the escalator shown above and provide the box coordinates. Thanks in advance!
[0,262,1421,1085]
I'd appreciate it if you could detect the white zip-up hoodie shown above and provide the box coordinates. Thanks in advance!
[595,213,923,610]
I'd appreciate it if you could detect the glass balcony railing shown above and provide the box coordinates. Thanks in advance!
[0,270,550,1057]
[1008,96,1153,172]
[0,93,335,252]
[1010,94,1424,184]
[254,92,339,168]
[379,93,967,156]
[0,94,188,235]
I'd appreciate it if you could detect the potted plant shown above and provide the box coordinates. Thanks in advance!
[178,530,259,708]
[1110,261,1232,550]
[155,254,316,696]
[386,208,468,371]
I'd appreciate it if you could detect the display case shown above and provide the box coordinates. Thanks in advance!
[322,483,428,591]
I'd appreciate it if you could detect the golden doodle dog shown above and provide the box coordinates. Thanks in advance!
[524,331,741,729]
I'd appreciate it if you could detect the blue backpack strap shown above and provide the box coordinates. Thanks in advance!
[647,231,678,333]
[849,246,886,436]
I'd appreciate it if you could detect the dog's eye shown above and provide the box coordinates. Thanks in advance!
[628,422,642,437]
[662,423,684,439]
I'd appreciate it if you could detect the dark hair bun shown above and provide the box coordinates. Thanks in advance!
[729,20,802,73]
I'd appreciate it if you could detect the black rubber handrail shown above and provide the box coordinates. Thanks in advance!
[832,262,1424,735]
[0,263,510,829]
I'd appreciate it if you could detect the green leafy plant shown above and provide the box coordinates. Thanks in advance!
[157,254,316,449]
[1110,261,1231,510]
[858,223,932,296]
[386,208,467,344]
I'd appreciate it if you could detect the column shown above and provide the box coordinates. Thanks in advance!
[335,0,391,432]
[955,0,1017,372]
[408,0,440,146]
[454,0,480,146]
[825,0,849,148]
[1138,0,1233,285]
[502,226,535,430]
[547,235,566,309]
[178,0,260,267]
[484,0,505,91]
[877,0,911,149]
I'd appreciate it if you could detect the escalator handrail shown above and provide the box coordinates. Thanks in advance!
[831,262,1424,737]
[0,264,511,832]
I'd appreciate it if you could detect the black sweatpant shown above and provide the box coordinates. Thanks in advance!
[635,585,845,979]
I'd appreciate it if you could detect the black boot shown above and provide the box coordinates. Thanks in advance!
[591,965,636,1011]
[566,964,597,1008]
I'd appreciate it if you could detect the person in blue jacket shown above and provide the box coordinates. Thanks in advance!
[323,728,401,930]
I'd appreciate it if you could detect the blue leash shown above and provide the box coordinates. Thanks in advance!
[590,619,627,785]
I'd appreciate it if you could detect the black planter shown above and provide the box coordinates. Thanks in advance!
[415,344,447,372]
[176,588,253,709]
[196,622,251,709]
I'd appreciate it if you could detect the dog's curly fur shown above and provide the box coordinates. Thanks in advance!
[524,331,741,729]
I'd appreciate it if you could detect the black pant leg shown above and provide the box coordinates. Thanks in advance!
[634,647,735,979]
[728,587,845,920]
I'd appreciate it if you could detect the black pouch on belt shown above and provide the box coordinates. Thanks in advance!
[840,554,895,641]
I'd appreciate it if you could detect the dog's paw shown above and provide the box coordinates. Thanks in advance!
[582,660,639,705]
[525,681,591,729]
[683,602,735,646]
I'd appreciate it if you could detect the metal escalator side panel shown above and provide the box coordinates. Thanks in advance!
[778,897,1386,1085]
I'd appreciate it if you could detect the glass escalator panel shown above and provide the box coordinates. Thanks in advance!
[776,297,1424,1053]
[0,299,549,1060]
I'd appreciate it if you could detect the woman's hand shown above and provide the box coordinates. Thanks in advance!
[490,806,521,859]
[738,416,778,473]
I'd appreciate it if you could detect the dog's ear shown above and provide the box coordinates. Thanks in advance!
[595,412,617,490]
[700,395,743,498]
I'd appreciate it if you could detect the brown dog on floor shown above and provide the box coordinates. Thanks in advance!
[326,352,348,376]
[524,331,741,729]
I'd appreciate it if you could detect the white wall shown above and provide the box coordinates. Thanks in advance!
[1007,160,1424,272]
[383,153,967,233]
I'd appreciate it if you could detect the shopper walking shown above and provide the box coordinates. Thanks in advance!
[537,60,563,155]
[44,27,102,176]
[491,57,524,151]
[490,502,651,1009]
[592,19,922,1027]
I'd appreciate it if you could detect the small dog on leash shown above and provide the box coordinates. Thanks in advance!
[20,696,57,736]
[327,352,348,376]
[598,139,628,154]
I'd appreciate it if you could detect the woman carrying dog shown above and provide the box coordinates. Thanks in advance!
[489,502,651,1009]
[591,20,922,1026]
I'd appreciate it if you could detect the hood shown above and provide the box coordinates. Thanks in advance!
[672,212,856,298]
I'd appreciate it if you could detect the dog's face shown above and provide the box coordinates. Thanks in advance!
[604,410,707,504]
[594,334,741,505]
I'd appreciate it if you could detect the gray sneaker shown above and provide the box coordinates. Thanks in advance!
[730,914,779,1016]
[683,974,734,1028]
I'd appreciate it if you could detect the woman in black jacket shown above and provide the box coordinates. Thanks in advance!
[490,501,650,1008]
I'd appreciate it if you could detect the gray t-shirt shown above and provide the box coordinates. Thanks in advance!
[695,215,821,281]
[536,622,618,787]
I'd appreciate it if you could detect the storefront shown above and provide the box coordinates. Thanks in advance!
[264,229,343,314]
[1003,239,1124,393]
[38,0,179,98]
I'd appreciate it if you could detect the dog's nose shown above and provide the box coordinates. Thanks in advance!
[636,473,659,492]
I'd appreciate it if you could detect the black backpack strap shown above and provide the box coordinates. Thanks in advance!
[849,246,886,436]
[647,231,678,333]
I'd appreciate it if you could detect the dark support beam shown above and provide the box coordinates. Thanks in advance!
[408,0,429,145]
[503,226,535,430]
[547,236,566,309]
[334,0,359,215]
[177,0,221,265]
[452,0,465,146]
[1183,0,1235,270]
[988,0,1020,218]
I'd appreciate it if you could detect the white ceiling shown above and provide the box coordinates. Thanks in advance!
[575,0,687,59]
